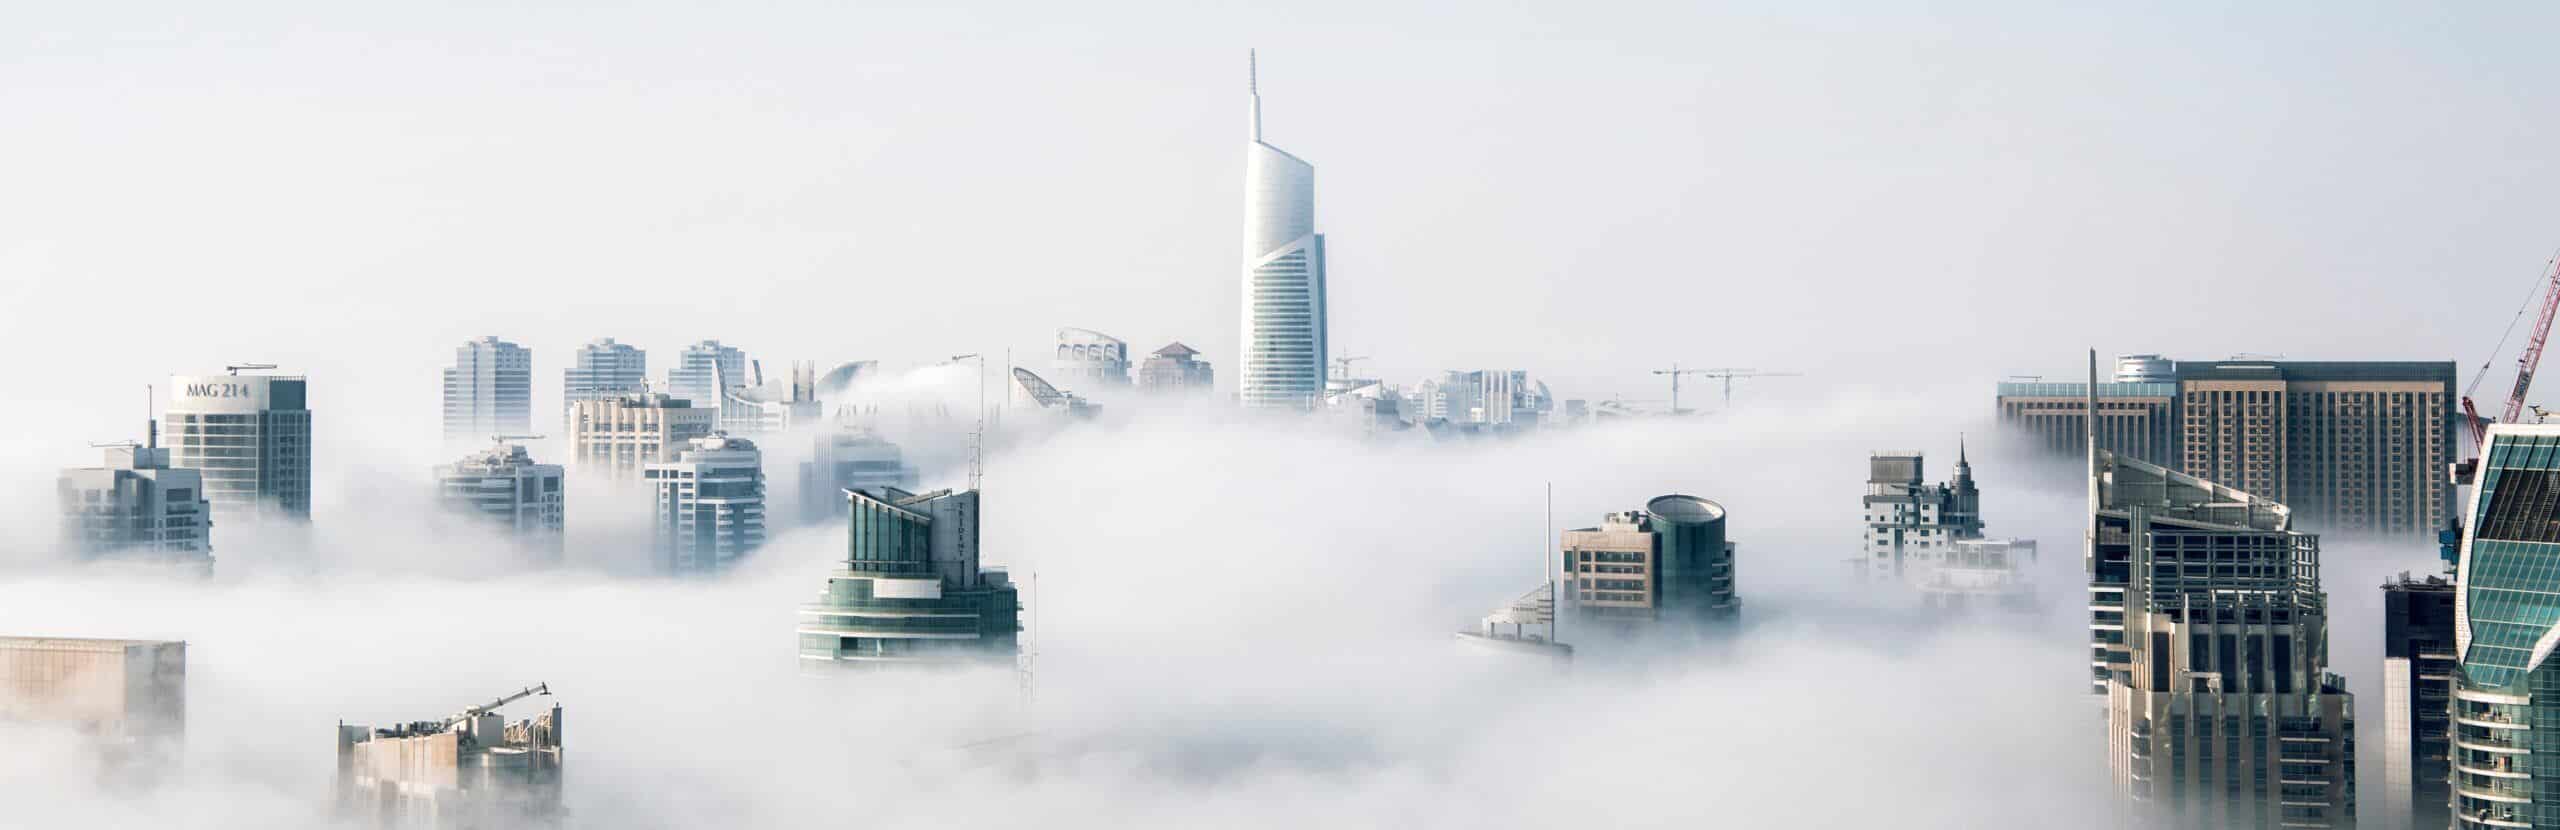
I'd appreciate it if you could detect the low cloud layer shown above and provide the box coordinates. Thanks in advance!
[2,381,2391,828]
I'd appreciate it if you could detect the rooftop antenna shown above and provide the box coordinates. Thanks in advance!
[1247,48,1263,141]
[1546,481,1558,645]
[146,384,157,449]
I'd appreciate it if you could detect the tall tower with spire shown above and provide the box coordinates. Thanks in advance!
[1237,49,1329,410]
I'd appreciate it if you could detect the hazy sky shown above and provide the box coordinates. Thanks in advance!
[0,5,2546,826]
[7,2,2553,440]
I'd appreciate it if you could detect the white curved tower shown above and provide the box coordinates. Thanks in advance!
[1238,50,1328,410]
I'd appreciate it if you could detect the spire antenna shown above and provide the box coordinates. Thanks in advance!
[1247,48,1264,141]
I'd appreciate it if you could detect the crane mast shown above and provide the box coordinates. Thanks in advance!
[2507,260,2560,426]
[2464,257,2560,451]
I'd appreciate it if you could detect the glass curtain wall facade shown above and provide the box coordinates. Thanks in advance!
[2451,424,2560,828]
[796,487,1020,666]
[1237,52,1327,410]
[164,373,311,522]
[442,336,532,441]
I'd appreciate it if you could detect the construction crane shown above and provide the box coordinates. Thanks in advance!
[1651,365,1802,413]
[441,683,550,729]
[225,363,277,375]
[2463,254,2560,452]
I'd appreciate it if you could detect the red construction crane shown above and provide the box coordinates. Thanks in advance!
[2464,256,2560,452]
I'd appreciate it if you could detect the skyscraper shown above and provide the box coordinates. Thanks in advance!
[796,486,1019,666]
[1999,355,2457,535]
[646,434,766,574]
[2084,355,2356,826]
[567,393,716,478]
[1237,51,1328,410]
[2378,571,2455,830]
[441,337,532,441]
[2175,359,2454,537]
[2447,423,2560,827]
[564,338,646,415]
[434,441,565,562]
[57,424,212,567]
[164,369,311,522]
[1559,495,1739,629]
[666,340,746,410]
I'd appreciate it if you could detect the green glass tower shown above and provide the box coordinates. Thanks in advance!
[796,487,1020,666]
[2452,424,2560,827]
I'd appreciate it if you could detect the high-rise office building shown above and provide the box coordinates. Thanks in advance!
[797,428,918,525]
[1054,328,1131,390]
[1560,495,1739,629]
[646,434,765,574]
[796,486,1020,666]
[2176,359,2454,537]
[1237,51,1328,410]
[1996,379,2181,467]
[57,422,212,567]
[567,393,717,478]
[2086,347,2357,829]
[2378,571,2455,830]
[2000,355,2456,536]
[666,340,747,410]
[164,369,311,522]
[1138,342,1214,392]
[564,338,646,415]
[2088,444,2357,826]
[434,441,565,561]
[441,337,531,441]
[2446,423,2560,828]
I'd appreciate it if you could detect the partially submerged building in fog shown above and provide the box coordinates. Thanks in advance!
[58,424,213,568]
[1054,328,1131,390]
[433,441,564,562]
[1560,495,1738,630]
[797,427,918,525]
[646,434,766,574]
[0,637,185,747]
[1454,583,1570,663]
[568,392,715,478]
[1137,342,1213,392]
[337,684,562,827]
[2087,446,2356,826]
[164,368,311,523]
[2377,571,2453,830]
[797,487,1019,666]
[1858,444,2036,608]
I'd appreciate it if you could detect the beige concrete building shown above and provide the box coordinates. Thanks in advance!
[2088,446,2356,827]
[2002,358,2456,536]
[0,637,186,744]
[336,684,562,827]
[1560,495,1737,628]
[567,392,715,478]
[2178,361,2453,537]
